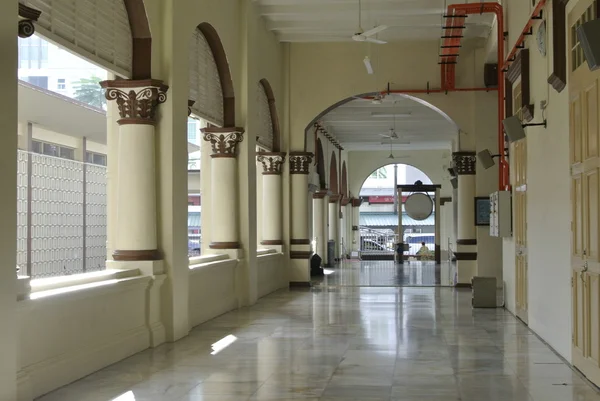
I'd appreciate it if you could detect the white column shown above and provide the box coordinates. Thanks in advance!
[201,127,245,249]
[101,80,168,261]
[257,152,286,247]
[289,152,314,281]
[453,152,478,285]
[435,188,441,263]
[397,188,404,264]
[313,193,326,258]
[328,196,340,262]
[0,2,18,396]
[351,198,362,254]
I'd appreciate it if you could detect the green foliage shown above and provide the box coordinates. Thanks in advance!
[73,76,105,109]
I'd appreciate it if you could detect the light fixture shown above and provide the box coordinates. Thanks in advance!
[363,56,374,74]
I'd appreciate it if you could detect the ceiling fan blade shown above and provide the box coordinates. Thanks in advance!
[362,25,388,37]
[365,37,387,44]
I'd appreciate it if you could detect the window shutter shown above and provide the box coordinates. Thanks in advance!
[256,83,273,150]
[189,29,224,127]
[22,0,133,78]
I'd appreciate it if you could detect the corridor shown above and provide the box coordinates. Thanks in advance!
[38,287,599,401]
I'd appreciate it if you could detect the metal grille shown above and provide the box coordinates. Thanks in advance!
[16,150,109,278]
[31,153,84,277]
[86,163,107,272]
[16,151,28,271]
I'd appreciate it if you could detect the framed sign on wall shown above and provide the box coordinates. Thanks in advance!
[475,196,491,226]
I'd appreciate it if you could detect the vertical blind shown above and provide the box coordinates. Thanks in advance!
[188,29,224,127]
[23,0,133,78]
[256,83,273,150]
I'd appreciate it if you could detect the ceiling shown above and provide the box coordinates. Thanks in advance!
[318,93,458,151]
[254,0,495,43]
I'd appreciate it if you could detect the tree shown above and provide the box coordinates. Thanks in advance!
[73,76,105,109]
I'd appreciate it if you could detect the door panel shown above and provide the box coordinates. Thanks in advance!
[570,0,600,385]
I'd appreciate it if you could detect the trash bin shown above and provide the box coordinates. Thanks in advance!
[327,240,335,267]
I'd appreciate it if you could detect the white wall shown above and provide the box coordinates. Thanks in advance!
[17,273,165,400]
[502,0,572,360]
[188,260,238,328]
[257,253,287,298]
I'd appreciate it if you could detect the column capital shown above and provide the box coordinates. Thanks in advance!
[329,194,341,203]
[101,79,169,125]
[340,196,351,206]
[257,152,286,175]
[313,190,328,199]
[289,152,314,174]
[18,3,41,38]
[452,151,477,175]
[351,198,363,207]
[201,127,245,158]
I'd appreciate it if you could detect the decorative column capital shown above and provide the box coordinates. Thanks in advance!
[257,152,286,175]
[18,3,41,38]
[313,190,328,199]
[289,152,314,174]
[341,196,351,206]
[351,198,363,207]
[452,151,477,175]
[201,127,245,158]
[329,194,341,203]
[101,79,169,125]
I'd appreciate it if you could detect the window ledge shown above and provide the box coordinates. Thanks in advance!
[188,254,229,267]
[27,275,150,301]
[29,269,140,294]
[189,257,237,271]
[257,249,278,256]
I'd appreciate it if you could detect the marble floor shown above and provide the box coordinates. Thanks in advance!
[38,286,599,401]
[315,261,451,287]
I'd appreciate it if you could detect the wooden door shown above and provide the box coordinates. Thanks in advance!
[513,127,528,323]
[570,0,600,385]
[511,80,529,323]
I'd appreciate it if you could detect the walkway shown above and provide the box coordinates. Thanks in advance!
[38,287,598,401]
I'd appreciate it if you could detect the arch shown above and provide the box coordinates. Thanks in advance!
[316,139,326,189]
[258,79,281,151]
[302,92,460,151]
[341,161,348,198]
[198,23,236,127]
[330,151,339,195]
[123,0,152,79]
[359,163,434,193]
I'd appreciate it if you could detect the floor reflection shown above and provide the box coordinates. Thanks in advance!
[314,260,454,287]
[37,286,598,401]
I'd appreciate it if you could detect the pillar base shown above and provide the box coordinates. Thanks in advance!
[113,249,160,261]
[209,242,241,249]
[290,251,313,259]
[261,240,283,246]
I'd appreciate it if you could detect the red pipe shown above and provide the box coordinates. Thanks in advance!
[442,2,507,190]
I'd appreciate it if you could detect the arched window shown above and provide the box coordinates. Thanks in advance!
[257,83,274,150]
[22,0,135,77]
[189,28,224,126]
[329,151,338,195]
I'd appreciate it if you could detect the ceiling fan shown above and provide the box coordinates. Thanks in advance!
[353,0,388,44]
[385,138,410,159]
[378,110,410,144]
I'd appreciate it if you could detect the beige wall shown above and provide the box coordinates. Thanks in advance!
[502,0,572,360]
[288,41,490,151]
[0,1,18,398]
[348,150,452,198]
